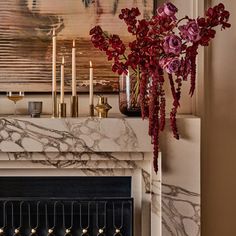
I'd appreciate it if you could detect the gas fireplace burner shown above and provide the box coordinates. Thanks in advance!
[0,198,133,236]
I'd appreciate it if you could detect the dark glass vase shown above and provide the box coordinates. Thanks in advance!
[119,72,141,117]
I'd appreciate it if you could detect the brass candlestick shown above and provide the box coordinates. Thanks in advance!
[70,95,79,117]
[52,91,57,118]
[95,96,112,118]
[89,104,94,117]
[58,103,67,118]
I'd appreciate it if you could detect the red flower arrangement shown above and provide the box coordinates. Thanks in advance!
[90,2,231,173]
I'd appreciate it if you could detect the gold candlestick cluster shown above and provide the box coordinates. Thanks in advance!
[51,29,112,118]
[51,29,79,118]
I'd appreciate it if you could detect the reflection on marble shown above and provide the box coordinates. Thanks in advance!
[162,183,200,236]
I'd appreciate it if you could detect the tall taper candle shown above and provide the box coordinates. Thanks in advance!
[89,61,93,105]
[52,29,57,118]
[72,40,76,96]
[52,29,57,92]
[60,57,65,103]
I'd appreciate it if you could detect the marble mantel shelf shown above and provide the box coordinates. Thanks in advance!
[0,117,153,153]
[0,116,199,153]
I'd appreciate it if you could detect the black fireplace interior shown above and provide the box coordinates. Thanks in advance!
[0,177,133,236]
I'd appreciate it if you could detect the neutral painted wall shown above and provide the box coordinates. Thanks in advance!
[202,0,236,235]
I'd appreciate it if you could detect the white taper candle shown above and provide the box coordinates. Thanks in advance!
[60,57,65,103]
[72,40,76,96]
[89,61,93,105]
[52,29,57,92]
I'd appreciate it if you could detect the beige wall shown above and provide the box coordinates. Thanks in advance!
[202,0,236,235]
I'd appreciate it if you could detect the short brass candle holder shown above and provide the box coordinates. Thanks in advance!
[89,104,94,117]
[70,95,79,117]
[52,91,58,118]
[58,102,67,118]
[95,96,112,118]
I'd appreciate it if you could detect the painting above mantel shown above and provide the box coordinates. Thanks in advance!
[0,0,156,93]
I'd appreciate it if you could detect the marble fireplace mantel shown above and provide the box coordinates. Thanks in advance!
[0,116,201,236]
[0,117,152,153]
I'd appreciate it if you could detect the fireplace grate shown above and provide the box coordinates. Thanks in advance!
[0,198,133,236]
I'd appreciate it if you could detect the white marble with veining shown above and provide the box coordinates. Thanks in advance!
[0,116,201,236]
[0,117,152,152]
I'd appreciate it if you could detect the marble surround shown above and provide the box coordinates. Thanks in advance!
[0,117,200,236]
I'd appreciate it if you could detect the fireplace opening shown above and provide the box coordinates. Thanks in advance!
[0,177,133,236]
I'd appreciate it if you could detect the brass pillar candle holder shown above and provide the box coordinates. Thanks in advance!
[70,95,79,117]
[95,96,112,118]
[89,104,94,117]
[58,103,67,118]
[52,91,57,118]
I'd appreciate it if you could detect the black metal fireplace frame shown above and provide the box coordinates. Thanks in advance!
[0,177,134,235]
[0,197,134,236]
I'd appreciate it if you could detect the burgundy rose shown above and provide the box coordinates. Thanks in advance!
[179,20,201,42]
[164,2,178,16]
[166,57,181,74]
[160,57,181,74]
[163,35,182,55]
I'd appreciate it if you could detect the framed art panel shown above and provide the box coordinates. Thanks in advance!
[0,0,157,93]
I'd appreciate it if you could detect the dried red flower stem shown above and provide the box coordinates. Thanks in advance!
[149,73,161,173]
[90,3,231,173]
[186,43,199,96]
[168,73,179,107]
[160,92,166,132]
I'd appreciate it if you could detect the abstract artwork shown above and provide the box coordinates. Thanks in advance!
[0,0,156,93]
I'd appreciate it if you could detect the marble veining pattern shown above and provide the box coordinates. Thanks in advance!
[2,152,154,197]
[162,183,200,236]
[0,118,75,152]
[0,117,201,236]
[66,118,139,151]
[0,118,152,152]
